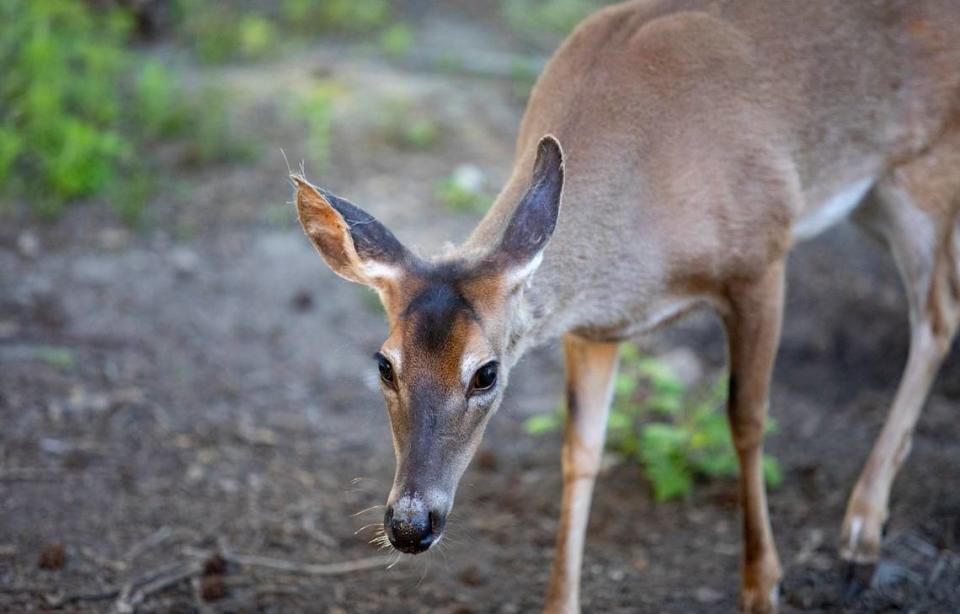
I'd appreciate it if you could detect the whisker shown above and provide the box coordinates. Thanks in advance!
[352,504,385,517]
[417,551,431,586]
[354,523,383,534]
[387,551,403,569]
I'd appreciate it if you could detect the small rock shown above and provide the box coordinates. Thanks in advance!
[199,574,226,601]
[695,586,723,604]
[203,553,227,575]
[452,164,486,193]
[38,542,66,570]
[98,227,130,250]
[0,320,20,339]
[169,246,200,279]
[291,289,314,312]
[17,231,40,259]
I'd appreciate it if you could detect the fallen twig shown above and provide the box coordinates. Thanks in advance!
[225,552,395,575]
[0,468,62,482]
[124,526,174,562]
[113,560,204,613]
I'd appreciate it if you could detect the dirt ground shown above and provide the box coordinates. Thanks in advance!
[1,4,958,613]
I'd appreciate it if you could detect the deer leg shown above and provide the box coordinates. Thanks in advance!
[544,334,620,614]
[722,262,785,614]
[842,145,960,590]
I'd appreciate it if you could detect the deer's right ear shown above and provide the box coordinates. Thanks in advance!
[292,176,410,288]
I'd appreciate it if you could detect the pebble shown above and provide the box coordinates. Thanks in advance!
[17,231,39,259]
[452,164,486,192]
[169,246,200,278]
[695,586,723,604]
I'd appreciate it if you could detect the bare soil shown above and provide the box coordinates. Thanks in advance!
[1,5,958,612]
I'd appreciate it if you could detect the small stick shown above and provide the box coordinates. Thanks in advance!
[223,551,395,575]
[124,526,174,562]
[113,560,204,613]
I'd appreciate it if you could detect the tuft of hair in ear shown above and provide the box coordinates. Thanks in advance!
[292,175,410,286]
[498,135,565,269]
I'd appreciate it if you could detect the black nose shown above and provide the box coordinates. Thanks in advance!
[384,501,445,554]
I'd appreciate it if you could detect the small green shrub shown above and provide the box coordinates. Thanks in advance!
[175,1,278,63]
[135,61,189,140]
[0,1,254,223]
[379,23,414,58]
[434,171,490,214]
[525,344,782,501]
[282,0,389,33]
[381,99,440,150]
[295,83,339,173]
[501,0,603,37]
[0,0,132,214]
[38,346,74,371]
[237,15,278,59]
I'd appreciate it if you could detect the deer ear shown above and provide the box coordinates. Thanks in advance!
[496,135,564,284]
[292,176,410,287]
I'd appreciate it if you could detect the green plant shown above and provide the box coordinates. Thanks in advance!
[181,86,253,165]
[0,1,261,224]
[381,99,440,150]
[237,15,277,59]
[525,345,782,501]
[282,0,389,33]
[434,167,490,214]
[501,0,604,37]
[38,346,74,371]
[135,60,189,140]
[379,23,414,58]
[175,1,277,63]
[295,83,339,172]
[0,0,133,215]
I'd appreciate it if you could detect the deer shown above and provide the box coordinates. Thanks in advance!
[290,1,960,611]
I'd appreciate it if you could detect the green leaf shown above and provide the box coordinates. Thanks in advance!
[524,413,560,435]
[762,456,783,488]
[647,391,682,415]
[645,458,693,501]
[607,410,631,431]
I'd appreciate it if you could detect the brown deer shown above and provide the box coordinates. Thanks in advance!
[291,1,960,611]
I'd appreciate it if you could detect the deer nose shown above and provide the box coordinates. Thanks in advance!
[384,496,445,554]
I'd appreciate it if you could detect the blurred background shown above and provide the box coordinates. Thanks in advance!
[1,1,958,612]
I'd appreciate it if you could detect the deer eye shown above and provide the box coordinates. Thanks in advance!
[375,353,395,386]
[469,361,498,394]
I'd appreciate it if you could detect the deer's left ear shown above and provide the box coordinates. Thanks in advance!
[496,134,565,285]
[292,176,411,288]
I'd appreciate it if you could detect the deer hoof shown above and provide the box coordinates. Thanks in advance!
[738,581,780,614]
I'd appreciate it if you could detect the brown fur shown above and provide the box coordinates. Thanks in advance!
[294,1,960,612]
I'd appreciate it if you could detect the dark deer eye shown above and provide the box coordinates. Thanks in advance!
[375,353,395,386]
[470,361,498,394]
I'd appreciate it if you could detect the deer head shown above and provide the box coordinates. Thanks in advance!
[293,136,564,553]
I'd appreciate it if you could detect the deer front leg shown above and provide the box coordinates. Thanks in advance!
[722,263,785,614]
[544,334,620,614]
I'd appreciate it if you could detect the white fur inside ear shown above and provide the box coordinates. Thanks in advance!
[504,251,544,288]
[359,260,403,282]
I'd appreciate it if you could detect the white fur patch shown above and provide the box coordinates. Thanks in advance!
[460,353,491,385]
[793,178,874,241]
[382,348,402,373]
[360,260,403,281]
[505,251,544,288]
[848,516,863,552]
